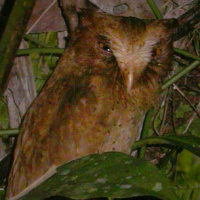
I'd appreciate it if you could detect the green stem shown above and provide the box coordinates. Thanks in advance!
[0,188,5,196]
[138,109,154,158]
[132,137,173,152]
[162,61,200,90]
[24,35,56,48]
[174,48,200,61]
[146,0,163,19]
[0,0,36,93]
[0,128,19,136]
[17,48,64,56]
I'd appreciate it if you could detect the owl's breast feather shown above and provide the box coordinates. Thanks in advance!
[52,74,146,165]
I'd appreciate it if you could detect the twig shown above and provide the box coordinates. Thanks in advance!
[0,0,36,94]
[146,0,163,19]
[17,48,64,56]
[183,101,200,134]
[173,84,200,119]
[162,61,200,90]
[0,129,19,136]
[26,0,57,34]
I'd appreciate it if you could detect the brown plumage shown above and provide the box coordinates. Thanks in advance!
[6,10,175,199]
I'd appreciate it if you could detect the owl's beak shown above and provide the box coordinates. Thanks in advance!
[125,68,134,93]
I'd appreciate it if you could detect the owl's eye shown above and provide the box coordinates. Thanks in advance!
[98,42,112,53]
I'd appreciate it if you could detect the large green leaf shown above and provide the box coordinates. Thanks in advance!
[12,152,178,200]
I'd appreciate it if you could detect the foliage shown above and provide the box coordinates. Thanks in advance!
[28,32,59,93]
[3,153,179,200]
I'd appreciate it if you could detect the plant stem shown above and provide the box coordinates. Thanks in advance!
[17,48,64,56]
[0,129,19,136]
[24,35,56,48]
[146,0,163,19]
[162,61,200,90]
[138,109,154,158]
[174,48,200,61]
[0,0,36,94]
[132,137,172,152]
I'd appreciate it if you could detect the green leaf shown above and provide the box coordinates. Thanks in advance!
[28,32,60,94]
[177,150,194,173]
[0,98,9,129]
[190,118,200,136]
[0,188,5,200]
[175,104,192,119]
[174,172,200,200]
[13,152,178,200]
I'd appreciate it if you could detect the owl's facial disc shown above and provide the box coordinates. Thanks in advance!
[110,27,163,92]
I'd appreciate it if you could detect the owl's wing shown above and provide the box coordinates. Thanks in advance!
[5,69,86,199]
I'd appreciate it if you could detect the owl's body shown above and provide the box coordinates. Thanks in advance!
[6,11,174,199]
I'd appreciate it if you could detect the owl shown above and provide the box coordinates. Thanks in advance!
[5,10,175,199]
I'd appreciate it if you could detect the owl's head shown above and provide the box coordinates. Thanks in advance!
[64,10,176,107]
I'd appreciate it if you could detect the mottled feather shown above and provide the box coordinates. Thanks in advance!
[6,10,175,199]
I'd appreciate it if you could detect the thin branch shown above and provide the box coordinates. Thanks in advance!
[162,61,200,90]
[173,84,200,119]
[24,35,56,48]
[146,0,163,19]
[153,90,169,135]
[0,0,36,94]
[138,109,154,158]
[26,0,57,34]
[0,129,19,136]
[131,137,172,152]
[17,48,64,56]
[174,48,200,61]
[183,101,200,134]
